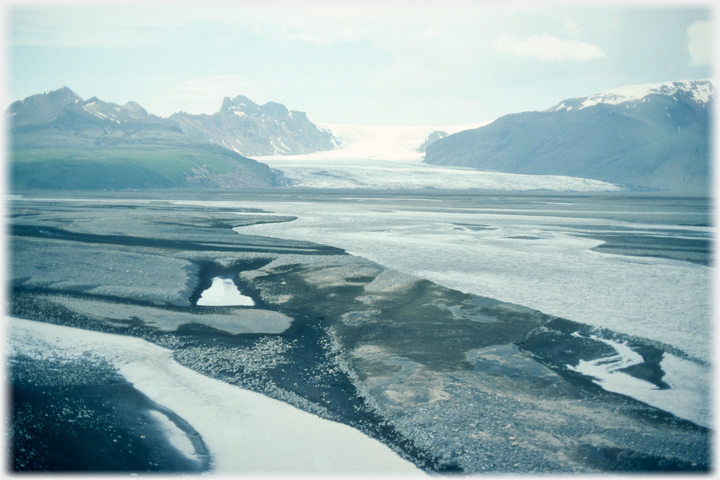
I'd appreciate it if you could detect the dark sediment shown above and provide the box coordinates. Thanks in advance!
[9,355,210,472]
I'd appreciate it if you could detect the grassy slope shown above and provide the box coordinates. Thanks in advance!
[10,147,278,190]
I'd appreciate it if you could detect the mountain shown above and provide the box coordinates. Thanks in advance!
[6,86,83,127]
[424,80,713,195]
[169,95,339,156]
[416,130,448,153]
[7,88,286,190]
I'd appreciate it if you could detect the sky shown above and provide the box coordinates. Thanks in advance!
[4,2,715,127]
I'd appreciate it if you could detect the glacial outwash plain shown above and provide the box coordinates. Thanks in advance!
[6,80,713,474]
[8,188,712,474]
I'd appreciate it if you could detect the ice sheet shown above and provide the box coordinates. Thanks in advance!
[8,317,423,474]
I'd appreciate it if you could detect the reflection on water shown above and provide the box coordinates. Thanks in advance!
[197,277,254,306]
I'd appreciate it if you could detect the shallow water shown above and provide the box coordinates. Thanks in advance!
[212,191,712,427]
[224,192,711,363]
[197,277,255,307]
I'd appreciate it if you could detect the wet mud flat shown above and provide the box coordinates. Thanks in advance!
[7,190,711,474]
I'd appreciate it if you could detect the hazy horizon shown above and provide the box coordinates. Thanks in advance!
[6,3,714,127]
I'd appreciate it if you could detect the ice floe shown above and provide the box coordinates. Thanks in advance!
[8,317,423,474]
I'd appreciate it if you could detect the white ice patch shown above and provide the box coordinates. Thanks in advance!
[568,334,649,389]
[256,123,486,162]
[656,354,712,428]
[147,410,198,461]
[568,334,711,428]
[7,317,422,474]
[197,277,254,306]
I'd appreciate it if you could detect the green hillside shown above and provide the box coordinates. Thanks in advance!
[11,146,282,190]
[7,88,287,190]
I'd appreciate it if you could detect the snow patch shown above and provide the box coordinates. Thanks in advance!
[570,79,714,110]
[197,277,254,306]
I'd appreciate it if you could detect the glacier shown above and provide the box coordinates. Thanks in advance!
[254,123,625,192]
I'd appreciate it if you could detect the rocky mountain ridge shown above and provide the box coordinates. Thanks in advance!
[170,94,338,156]
[8,87,337,157]
[7,87,288,190]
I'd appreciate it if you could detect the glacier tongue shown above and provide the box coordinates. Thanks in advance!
[255,123,624,192]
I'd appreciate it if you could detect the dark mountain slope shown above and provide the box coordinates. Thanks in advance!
[6,86,83,127]
[424,80,713,195]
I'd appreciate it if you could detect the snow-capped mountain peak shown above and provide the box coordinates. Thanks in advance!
[552,79,713,112]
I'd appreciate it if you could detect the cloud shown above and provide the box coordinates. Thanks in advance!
[148,75,261,117]
[492,34,606,62]
[9,7,172,47]
[687,20,712,66]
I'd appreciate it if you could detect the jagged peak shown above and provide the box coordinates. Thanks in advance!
[222,94,258,111]
[121,101,149,118]
[12,86,81,106]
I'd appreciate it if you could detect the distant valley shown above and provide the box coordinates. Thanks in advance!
[7,80,713,194]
